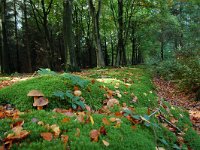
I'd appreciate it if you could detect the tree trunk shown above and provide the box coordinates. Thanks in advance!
[116,0,126,66]
[14,0,20,72]
[1,0,10,73]
[23,0,32,72]
[88,0,105,67]
[63,0,77,69]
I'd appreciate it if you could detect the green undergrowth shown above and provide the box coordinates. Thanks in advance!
[0,67,200,149]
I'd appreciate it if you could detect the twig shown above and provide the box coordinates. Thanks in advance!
[149,109,160,118]
[158,114,183,133]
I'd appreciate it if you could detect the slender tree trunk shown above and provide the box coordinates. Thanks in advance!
[110,36,114,66]
[23,0,32,72]
[88,0,105,67]
[63,0,77,69]
[1,0,10,73]
[116,0,126,66]
[14,0,20,72]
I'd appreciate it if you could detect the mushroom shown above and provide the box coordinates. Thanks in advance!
[27,90,44,103]
[33,97,49,110]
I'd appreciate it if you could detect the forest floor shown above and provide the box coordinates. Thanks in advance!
[1,73,199,134]
[153,78,200,134]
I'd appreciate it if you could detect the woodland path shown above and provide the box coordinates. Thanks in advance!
[153,78,200,134]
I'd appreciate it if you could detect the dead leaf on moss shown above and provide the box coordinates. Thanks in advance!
[102,140,109,146]
[102,118,110,125]
[4,130,30,142]
[11,120,24,128]
[61,135,69,144]
[40,132,53,141]
[107,98,119,108]
[90,129,99,142]
[90,115,94,125]
[100,126,107,135]
[109,117,116,122]
[62,118,70,123]
[50,124,60,137]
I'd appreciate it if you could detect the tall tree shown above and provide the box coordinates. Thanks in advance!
[88,0,105,67]
[63,0,77,68]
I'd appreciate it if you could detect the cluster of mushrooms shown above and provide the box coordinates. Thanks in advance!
[27,90,48,110]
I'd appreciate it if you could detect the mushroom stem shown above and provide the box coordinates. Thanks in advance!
[37,106,43,110]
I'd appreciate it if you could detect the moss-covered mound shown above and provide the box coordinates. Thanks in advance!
[0,68,199,150]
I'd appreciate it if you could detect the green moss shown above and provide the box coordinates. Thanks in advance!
[184,128,200,149]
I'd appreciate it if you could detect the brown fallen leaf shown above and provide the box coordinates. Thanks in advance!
[0,146,4,150]
[102,140,109,147]
[90,129,99,142]
[11,120,24,128]
[100,126,107,135]
[102,118,110,125]
[61,135,69,144]
[4,130,30,142]
[40,132,53,141]
[107,99,119,108]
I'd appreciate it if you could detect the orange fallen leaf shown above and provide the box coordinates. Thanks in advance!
[115,112,122,117]
[40,132,53,141]
[0,146,4,150]
[102,140,109,146]
[109,117,116,122]
[0,112,5,119]
[4,130,30,141]
[61,135,69,144]
[102,118,110,125]
[62,118,70,123]
[74,86,79,91]
[90,129,99,142]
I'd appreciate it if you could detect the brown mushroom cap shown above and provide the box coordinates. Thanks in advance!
[27,90,44,97]
[33,97,49,107]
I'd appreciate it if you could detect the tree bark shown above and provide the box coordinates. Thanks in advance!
[23,0,32,72]
[88,0,105,67]
[116,0,126,66]
[63,0,77,69]
[1,0,10,73]
[14,0,20,72]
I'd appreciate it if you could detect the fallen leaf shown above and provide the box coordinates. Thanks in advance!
[102,140,109,146]
[107,98,119,108]
[0,146,4,150]
[50,124,60,137]
[40,132,53,141]
[62,118,70,123]
[102,118,110,125]
[100,126,107,135]
[75,128,80,137]
[90,115,94,125]
[0,112,5,119]
[12,126,23,135]
[4,130,30,141]
[109,117,116,122]
[38,121,44,126]
[156,147,165,150]
[90,129,99,142]
[77,115,85,123]
[11,120,24,128]
[61,135,69,144]
[115,112,122,117]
